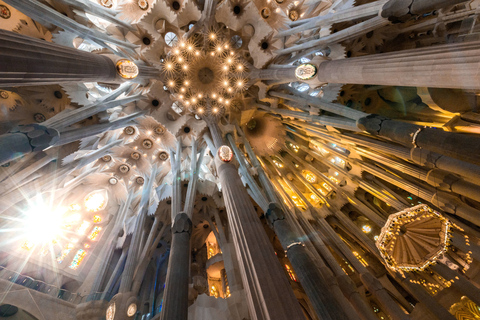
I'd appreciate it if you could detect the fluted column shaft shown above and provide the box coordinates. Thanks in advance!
[216,159,305,320]
[341,132,480,184]
[160,212,192,320]
[0,29,116,87]
[267,204,349,320]
[317,41,480,90]
[316,217,410,320]
[119,170,157,293]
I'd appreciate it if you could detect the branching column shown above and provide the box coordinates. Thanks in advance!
[0,29,116,87]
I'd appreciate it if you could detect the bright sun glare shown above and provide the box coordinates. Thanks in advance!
[22,198,66,246]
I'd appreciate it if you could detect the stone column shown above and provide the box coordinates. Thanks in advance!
[215,159,305,320]
[267,203,350,320]
[357,114,480,170]
[382,0,468,22]
[0,124,59,166]
[316,217,410,320]
[206,120,305,320]
[248,67,296,82]
[160,212,192,320]
[340,132,480,185]
[0,29,116,87]
[431,262,480,307]
[317,41,480,90]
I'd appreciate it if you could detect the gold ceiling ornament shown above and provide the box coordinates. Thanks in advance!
[119,164,130,174]
[142,139,153,149]
[154,126,165,135]
[99,0,114,8]
[376,204,452,273]
[162,28,248,117]
[449,296,480,320]
[124,126,136,135]
[137,0,149,10]
[135,176,145,185]
[131,152,141,160]
[158,151,169,161]
[116,60,139,79]
[288,10,299,21]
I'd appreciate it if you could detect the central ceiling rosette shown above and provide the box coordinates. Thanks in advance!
[162,28,249,118]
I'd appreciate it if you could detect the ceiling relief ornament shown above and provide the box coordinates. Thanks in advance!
[116,60,139,79]
[162,28,248,117]
[124,126,136,135]
[158,151,169,161]
[295,63,317,80]
[0,5,11,19]
[376,204,452,272]
[0,91,9,99]
[99,0,114,8]
[137,0,149,10]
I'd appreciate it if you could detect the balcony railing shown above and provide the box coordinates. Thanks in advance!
[0,266,115,304]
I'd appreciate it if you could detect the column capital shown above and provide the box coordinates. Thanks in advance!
[173,212,192,235]
[10,124,59,151]
[266,202,286,225]
[356,114,390,135]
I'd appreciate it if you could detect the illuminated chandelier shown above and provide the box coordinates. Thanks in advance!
[162,28,248,118]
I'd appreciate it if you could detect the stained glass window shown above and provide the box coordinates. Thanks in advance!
[84,190,107,212]
[88,226,102,241]
[77,221,90,234]
[57,244,74,263]
[69,249,87,269]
